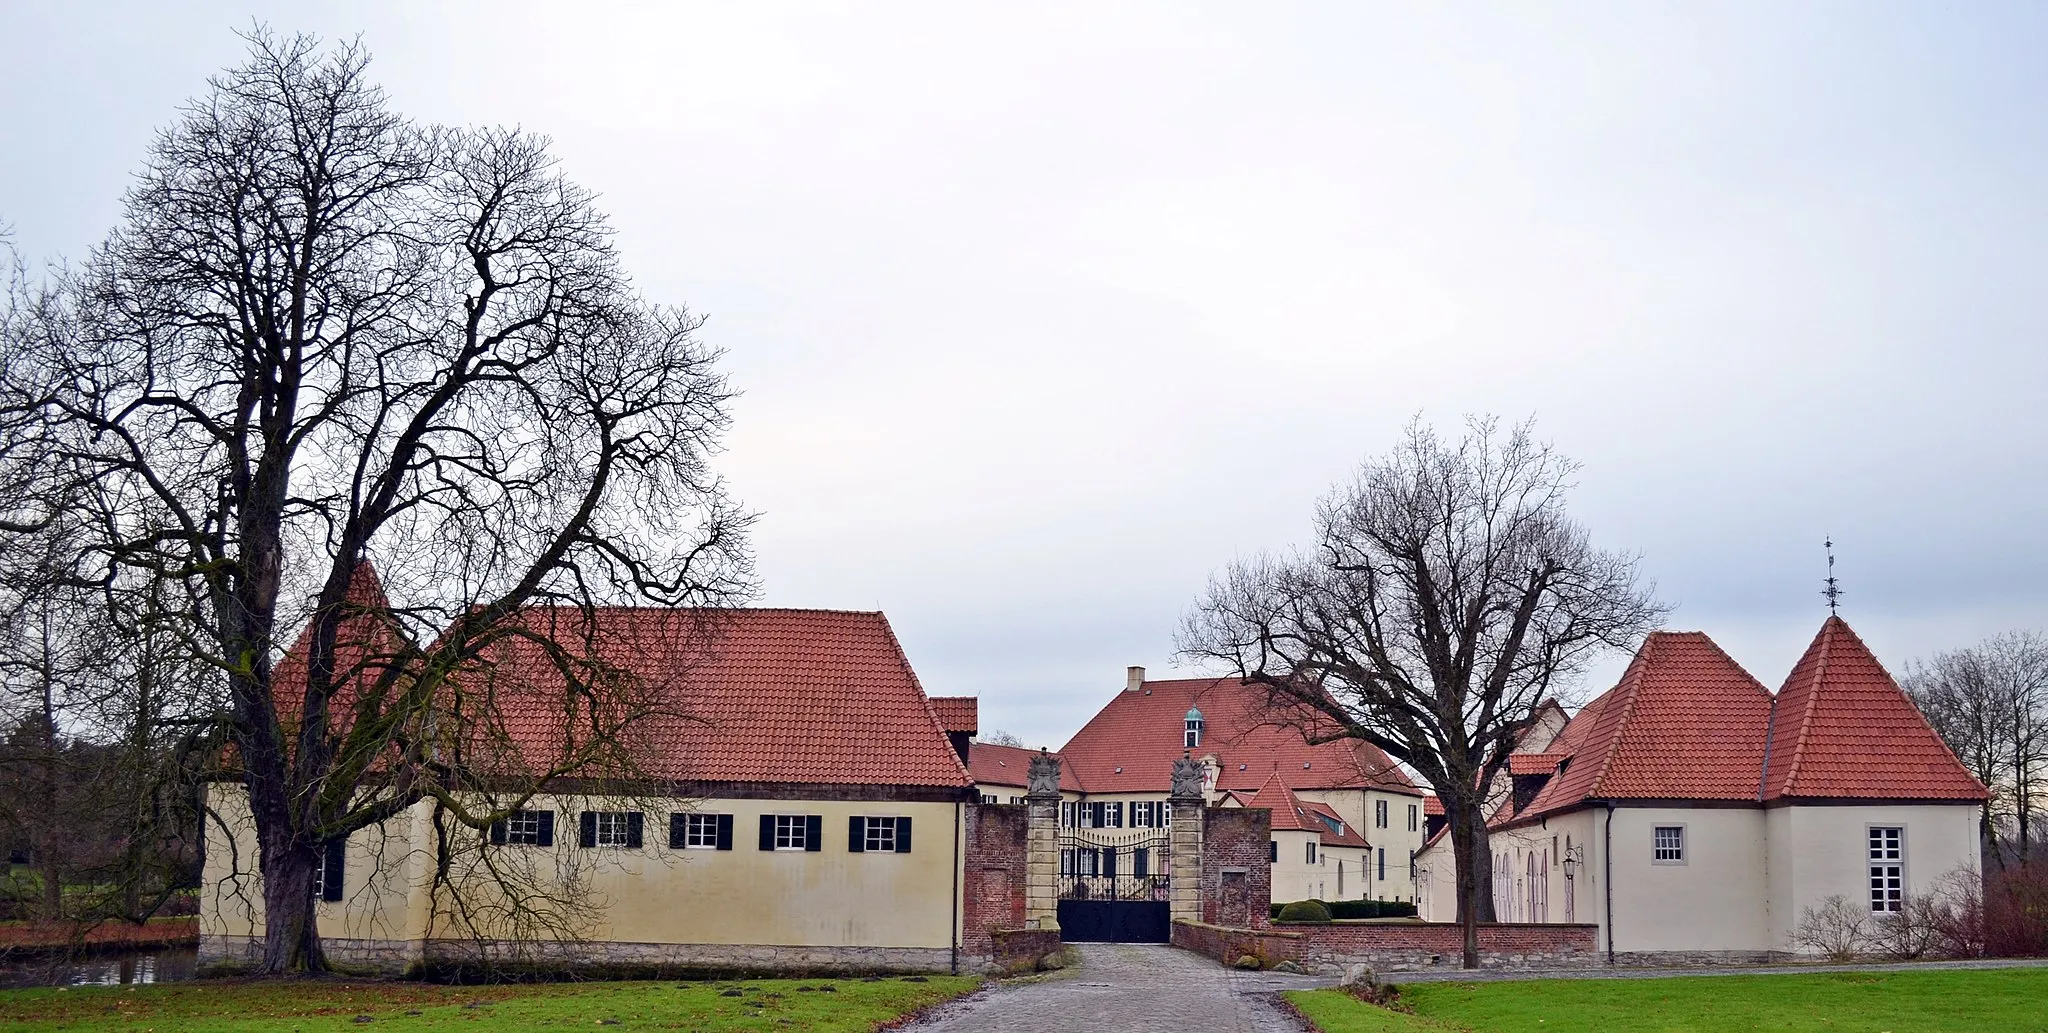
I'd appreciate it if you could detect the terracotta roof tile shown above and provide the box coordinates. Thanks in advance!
[1520,631,1774,817]
[929,696,978,736]
[1422,794,1444,817]
[1761,617,1990,802]
[967,742,1081,791]
[1241,774,1325,833]
[1058,676,1419,796]
[1300,799,1371,849]
[1507,753,1568,776]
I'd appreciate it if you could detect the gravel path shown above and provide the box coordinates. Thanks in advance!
[903,943,1325,1033]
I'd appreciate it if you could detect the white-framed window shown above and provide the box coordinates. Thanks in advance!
[1375,799,1389,828]
[504,810,546,844]
[1869,826,1905,913]
[1653,825,1686,864]
[774,814,809,850]
[1061,801,1077,827]
[1307,841,1318,864]
[681,814,721,849]
[1407,804,1419,832]
[1008,796,1024,805]
[980,794,998,804]
[864,818,897,852]
[594,812,632,847]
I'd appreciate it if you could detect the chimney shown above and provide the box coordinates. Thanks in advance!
[1126,666,1146,693]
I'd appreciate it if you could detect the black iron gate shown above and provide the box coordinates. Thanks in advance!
[1056,825,1171,942]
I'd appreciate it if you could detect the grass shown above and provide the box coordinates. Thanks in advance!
[1286,967,2048,1033]
[0,974,981,1032]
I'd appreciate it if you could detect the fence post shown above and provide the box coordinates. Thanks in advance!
[1169,753,1206,927]
[1024,749,1063,930]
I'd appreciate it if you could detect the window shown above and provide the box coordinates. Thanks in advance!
[1378,847,1387,881]
[1185,708,1204,748]
[1061,801,1077,827]
[1869,827,1904,913]
[579,811,643,848]
[312,838,344,902]
[850,816,913,854]
[1087,801,1124,828]
[1269,840,1278,863]
[1375,799,1389,829]
[980,794,998,804]
[1408,849,1416,879]
[1307,841,1318,864]
[1653,825,1685,864]
[1132,801,1166,827]
[1408,804,1419,832]
[1133,847,1150,878]
[759,814,822,852]
[671,813,732,850]
[490,809,554,847]
[1008,796,1024,805]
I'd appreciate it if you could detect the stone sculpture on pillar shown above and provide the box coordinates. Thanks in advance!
[1023,749,1063,930]
[1169,751,1206,927]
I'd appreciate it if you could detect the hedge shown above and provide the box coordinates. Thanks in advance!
[1271,899,1420,921]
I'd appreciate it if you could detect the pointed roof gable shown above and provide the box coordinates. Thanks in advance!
[271,561,412,732]
[1760,616,1989,802]
[1058,675,1419,796]
[1521,631,1774,817]
[1242,773,1324,833]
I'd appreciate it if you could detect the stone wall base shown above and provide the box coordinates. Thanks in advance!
[1610,950,1782,967]
[201,934,963,978]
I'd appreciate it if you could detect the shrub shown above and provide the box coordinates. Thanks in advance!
[1326,900,1420,920]
[1985,862,2048,957]
[1793,895,1871,961]
[1276,899,1333,924]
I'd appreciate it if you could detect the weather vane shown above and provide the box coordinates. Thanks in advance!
[1822,537,1842,614]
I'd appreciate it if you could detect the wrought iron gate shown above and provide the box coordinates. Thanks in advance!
[1055,825,1171,942]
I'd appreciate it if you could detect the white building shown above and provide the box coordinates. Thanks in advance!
[1417,616,1988,964]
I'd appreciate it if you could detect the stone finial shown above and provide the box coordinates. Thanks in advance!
[1027,749,1063,798]
[1170,753,1206,800]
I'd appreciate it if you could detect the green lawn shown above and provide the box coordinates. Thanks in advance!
[0,974,981,1032]
[1287,967,2048,1033]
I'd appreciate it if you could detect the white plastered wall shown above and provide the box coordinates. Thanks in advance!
[203,785,966,952]
[1764,803,1981,953]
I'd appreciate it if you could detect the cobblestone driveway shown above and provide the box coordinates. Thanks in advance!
[904,943,1327,1033]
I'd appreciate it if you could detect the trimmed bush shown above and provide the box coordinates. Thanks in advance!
[1326,899,1420,920]
[1276,899,1333,923]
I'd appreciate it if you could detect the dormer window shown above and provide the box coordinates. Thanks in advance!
[1184,707,1204,749]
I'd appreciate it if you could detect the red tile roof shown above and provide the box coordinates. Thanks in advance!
[1300,800,1371,849]
[967,742,1081,791]
[270,563,413,741]
[1507,753,1568,776]
[1761,617,1989,802]
[1058,676,1419,796]
[1422,794,1444,817]
[1519,631,1774,818]
[1241,775,1326,833]
[929,696,978,736]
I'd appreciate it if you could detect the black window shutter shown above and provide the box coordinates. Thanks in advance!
[321,838,345,901]
[1110,802,1123,828]
[848,816,866,853]
[1269,840,1278,862]
[489,820,507,845]
[626,812,643,849]
[759,814,776,851]
[579,811,598,848]
[715,813,734,851]
[669,814,687,850]
[804,814,823,852]
[1104,846,1117,878]
[536,811,555,847]
[895,816,912,854]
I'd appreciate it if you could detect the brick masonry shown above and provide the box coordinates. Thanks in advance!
[988,928,1062,973]
[202,933,958,976]
[962,802,1030,963]
[1201,807,1273,930]
[1174,919,1602,974]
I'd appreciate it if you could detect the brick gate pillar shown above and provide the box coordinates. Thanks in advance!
[1024,749,1063,930]
[1168,753,1206,926]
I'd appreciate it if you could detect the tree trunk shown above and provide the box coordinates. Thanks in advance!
[257,823,326,975]
[1446,796,1497,969]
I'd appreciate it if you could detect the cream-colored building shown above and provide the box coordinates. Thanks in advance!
[1417,617,1988,963]
[1047,667,1427,905]
[201,604,989,974]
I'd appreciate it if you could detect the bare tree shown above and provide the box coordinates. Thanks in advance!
[1907,631,2048,870]
[981,729,1025,748]
[1179,416,1664,968]
[0,31,751,974]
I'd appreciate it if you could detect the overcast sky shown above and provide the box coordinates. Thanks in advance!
[5,2,2045,752]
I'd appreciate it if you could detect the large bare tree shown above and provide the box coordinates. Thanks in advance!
[1907,631,2048,870]
[1180,416,1664,968]
[0,32,751,974]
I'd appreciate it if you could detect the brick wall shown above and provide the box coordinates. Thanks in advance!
[1175,918,1602,974]
[961,802,1029,963]
[1200,807,1272,929]
[988,928,1061,973]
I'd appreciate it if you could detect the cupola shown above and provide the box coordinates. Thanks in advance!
[1184,706,1204,749]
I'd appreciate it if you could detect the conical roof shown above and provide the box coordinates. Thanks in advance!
[1760,616,1989,801]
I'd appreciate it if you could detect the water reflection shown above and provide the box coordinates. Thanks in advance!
[0,947,197,988]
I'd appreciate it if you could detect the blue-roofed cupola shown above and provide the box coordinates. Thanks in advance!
[1185,706,1204,749]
